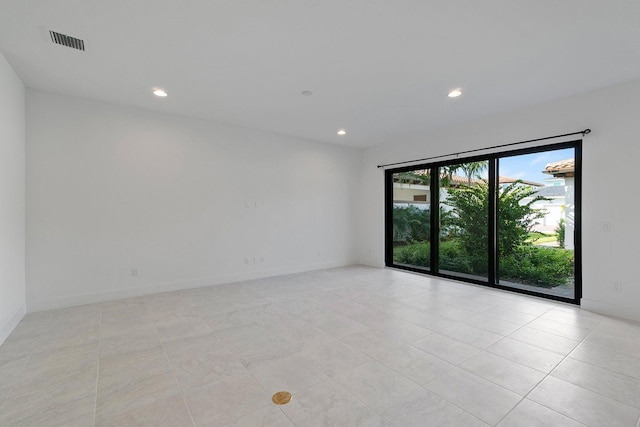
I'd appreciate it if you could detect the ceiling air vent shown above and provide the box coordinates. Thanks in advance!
[49,31,85,51]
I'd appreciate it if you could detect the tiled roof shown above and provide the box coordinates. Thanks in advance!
[544,159,574,175]
[498,176,544,187]
[448,174,482,184]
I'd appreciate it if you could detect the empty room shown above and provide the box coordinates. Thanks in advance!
[1,1,640,426]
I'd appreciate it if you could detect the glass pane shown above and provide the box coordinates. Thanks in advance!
[497,149,575,299]
[391,170,431,270]
[438,161,489,280]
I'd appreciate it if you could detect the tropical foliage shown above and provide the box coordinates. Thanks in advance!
[392,205,430,244]
[392,177,574,287]
[556,218,566,249]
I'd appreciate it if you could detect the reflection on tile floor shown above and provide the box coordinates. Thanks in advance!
[1,266,640,426]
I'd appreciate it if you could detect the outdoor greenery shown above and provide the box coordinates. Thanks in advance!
[392,205,430,244]
[500,245,574,287]
[394,241,431,267]
[393,176,575,287]
[394,240,573,287]
[457,161,488,185]
[526,232,558,245]
[556,218,566,249]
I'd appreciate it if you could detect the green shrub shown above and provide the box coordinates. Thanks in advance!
[445,181,549,257]
[439,241,477,274]
[395,241,573,287]
[556,218,566,249]
[394,242,430,267]
[500,246,573,287]
[394,240,483,274]
[392,205,430,244]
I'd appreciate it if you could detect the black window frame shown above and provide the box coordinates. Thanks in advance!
[385,140,582,305]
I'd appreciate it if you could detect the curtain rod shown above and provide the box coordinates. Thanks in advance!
[377,129,591,169]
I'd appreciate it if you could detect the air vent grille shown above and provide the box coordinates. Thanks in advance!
[49,31,85,51]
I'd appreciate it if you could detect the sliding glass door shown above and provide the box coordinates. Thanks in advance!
[385,142,581,304]
[438,161,489,281]
[497,149,577,299]
[390,170,432,271]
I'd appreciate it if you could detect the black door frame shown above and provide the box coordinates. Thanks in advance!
[384,140,582,305]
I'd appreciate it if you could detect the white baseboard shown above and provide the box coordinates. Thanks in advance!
[581,298,640,322]
[357,256,385,268]
[0,303,26,346]
[26,261,349,313]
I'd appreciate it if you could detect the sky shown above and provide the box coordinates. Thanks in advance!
[464,147,574,184]
[498,148,574,184]
[396,147,575,185]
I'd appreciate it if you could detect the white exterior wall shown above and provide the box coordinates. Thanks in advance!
[564,177,575,250]
[392,183,430,203]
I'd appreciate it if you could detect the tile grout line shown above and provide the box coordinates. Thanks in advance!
[542,332,640,413]
[314,281,636,426]
[92,309,103,427]
[200,306,279,425]
[0,349,32,421]
[230,285,402,425]
[410,304,559,426]
[262,304,393,426]
[145,299,198,427]
[488,307,565,426]
[373,302,572,425]
[323,281,518,422]
[282,303,401,425]
[506,307,640,415]
[492,324,597,427]
[308,288,483,424]
[3,267,639,426]
[207,314,271,405]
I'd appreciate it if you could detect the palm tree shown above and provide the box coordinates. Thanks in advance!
[439,165,458,187]
[458,161,488,185]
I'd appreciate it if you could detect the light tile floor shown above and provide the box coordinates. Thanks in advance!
[1,266,640,426]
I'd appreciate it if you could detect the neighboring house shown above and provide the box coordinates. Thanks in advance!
[541,158,576,250]
[393,164,576,251]
[392,172,483,207]
[525,185,567,234]
[393,173,543,207]
[392,170,430,206]
[523,158,575,249]
[498,176,544,189]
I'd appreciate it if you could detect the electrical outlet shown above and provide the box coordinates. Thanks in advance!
[614,282,622,292]
[131,268,139,277]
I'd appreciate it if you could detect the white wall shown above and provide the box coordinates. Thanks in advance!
[358,78,640,322]
[26,90,360,311]
[0,52,26,344]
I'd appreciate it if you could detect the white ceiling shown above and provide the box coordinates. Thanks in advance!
[1,1,640,148]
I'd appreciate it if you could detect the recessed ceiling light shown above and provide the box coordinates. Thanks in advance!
[448,88,463,98]
[301,90,313,96]
[153,88,168,97]
[337,129,347,135]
